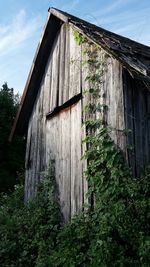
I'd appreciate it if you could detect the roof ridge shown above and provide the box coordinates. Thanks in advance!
[9,7,150,140]
[49,7,150,55]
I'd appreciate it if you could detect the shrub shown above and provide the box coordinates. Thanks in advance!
[0,140,150,266]
[0,162,60,267]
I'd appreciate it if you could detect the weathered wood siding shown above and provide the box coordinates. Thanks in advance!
[82,43,126,152]
[25,24,84,222]
[123,70,150,176]
[46,101,82,222]
[24,22,150,221]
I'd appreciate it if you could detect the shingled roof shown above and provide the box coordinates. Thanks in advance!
[53,8,150,78]
[9,7,150,140]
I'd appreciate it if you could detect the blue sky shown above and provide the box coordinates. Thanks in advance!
[0,0,150,94]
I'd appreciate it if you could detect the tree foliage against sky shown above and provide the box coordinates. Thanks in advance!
[0,83,25,193]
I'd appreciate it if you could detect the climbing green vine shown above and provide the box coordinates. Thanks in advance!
[0,29,149,267]
[63,29,150,266]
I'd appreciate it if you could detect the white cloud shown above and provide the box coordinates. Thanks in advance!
[83,0,135,32]
[87,1,150,46]
[95,6,150,26]
[0,9,41,56]
[99,0,125,14]
[62,0,80,12]
[0,25,9,35]
[93,0,133,17]
[0,9,42,93]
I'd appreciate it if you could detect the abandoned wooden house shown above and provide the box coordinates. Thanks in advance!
[10,8,150,222]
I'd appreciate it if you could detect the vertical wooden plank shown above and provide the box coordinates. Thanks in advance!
[45,109,71,222]
[105,58,126,151]
[123,70,136,174]
[56,113,62,216]
[50,32,60,110]
[28,105,37,199]
[60,110,71,222]
[38,81,45,183]
[145,92,150,166]
[123,70,150,176]
[44,50,53,115]
[131,80,146,176]
[59,24,66,106]
[114,60,126,150]
[69,26,82,99]
[63,24,70,103]
[31,92,41,197]
[81,43,90,207]
[70,101,83,216]
[24,120,32,201]
[47,58,53,113]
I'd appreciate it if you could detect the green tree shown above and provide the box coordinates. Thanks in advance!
[0,83,25,193]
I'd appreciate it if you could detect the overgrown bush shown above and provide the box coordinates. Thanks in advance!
[0,162,60,267]
[0,83,25,193]
[52,127,150,267]
[1,30,149,266]
[0,132,150,266]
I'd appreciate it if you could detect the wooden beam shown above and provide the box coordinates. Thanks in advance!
[49,8,68,23]
[46,93,82,119]
[9,14,63,141]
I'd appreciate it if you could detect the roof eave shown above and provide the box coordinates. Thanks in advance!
[9,8,150,141]
[9,10,64,141]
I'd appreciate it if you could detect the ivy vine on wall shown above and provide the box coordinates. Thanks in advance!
[0,29,149,267]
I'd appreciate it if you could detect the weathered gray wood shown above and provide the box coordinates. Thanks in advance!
[43,49,53,116]
[81,42,91,207]
[45,109,71,222]
[24,120,32,201]
[59,23,66,106]
[123,70,150,176]
[69,27,82,99]
[50,8,68,23]
[70,101,82,216]
[24,22,150,223]
[50,32,60,110]
[123,70,137,175]
[29,107,37,198]
[45,99,84,221]
[107,58,126,150]
[31,91,41,197]
[63,24,70,103]
[24,23,84,220]
[61,110,71,222]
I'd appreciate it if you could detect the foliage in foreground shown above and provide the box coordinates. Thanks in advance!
[0,163,60,267]
[53,127,150,267]
[0,83,25,193]
[1,29,149,267]
[0,130,150,267]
